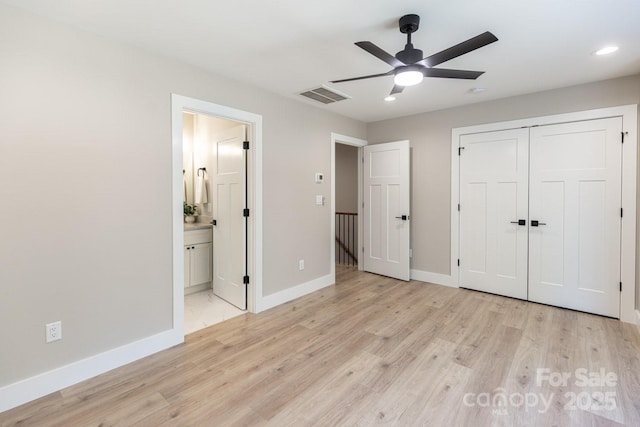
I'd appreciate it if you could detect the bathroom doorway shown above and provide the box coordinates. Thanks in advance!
[182,112,247,334]
[171,94,263,338]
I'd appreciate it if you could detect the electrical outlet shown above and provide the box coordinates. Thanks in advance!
[46,321,62,343]
[299,259,305,270]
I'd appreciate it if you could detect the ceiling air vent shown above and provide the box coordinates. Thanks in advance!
[299,86,350,104]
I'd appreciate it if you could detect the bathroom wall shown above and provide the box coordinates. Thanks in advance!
[183,113,195,204]
[191,114,238,218]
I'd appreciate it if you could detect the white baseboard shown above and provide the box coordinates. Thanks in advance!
[0,329,182,412]
[0,273,336,412]
[410,269,457,288]
[258,274,334,312]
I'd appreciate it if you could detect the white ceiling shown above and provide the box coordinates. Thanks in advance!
[4,0,640,122]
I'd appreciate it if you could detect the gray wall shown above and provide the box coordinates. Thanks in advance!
[0,4,365,387]
[367,74,640,309]
[335,144,359,213]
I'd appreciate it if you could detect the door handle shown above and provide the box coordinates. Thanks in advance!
[395,215,409,220]
[531,220,547,227]
[510,220,526,226]
[211,219,217,226]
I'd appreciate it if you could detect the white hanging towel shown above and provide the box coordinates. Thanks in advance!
[195,173,208,204]
[183,173,187,202]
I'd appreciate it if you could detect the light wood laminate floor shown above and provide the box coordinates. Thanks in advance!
[2,266,640,426]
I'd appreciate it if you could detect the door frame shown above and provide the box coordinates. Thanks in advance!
[330,133,367,282]
[451,104,637,323]
[171,94,263,340]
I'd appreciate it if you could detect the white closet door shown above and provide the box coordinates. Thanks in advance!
[459,129,529,299]
[528,118,622,317]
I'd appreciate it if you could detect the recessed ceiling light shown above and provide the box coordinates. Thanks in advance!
[470,87,486,94]
[594,46,619,56]
[384,96,396,102]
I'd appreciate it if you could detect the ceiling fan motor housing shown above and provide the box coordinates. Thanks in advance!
[396,47,424,65]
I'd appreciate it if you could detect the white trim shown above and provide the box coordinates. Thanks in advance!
[171,97,186,335]
[619,106,637,324]
[410,269,457,288]
[636,310,640,334]
[451,134,460,288]
[171,94,263,315]
[330,132,367,283]
[260,274,334,311]
[451,104,637,323]
[0,329,178,412]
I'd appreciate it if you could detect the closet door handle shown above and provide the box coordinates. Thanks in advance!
[531,220,547,227]
[510,220,526,226]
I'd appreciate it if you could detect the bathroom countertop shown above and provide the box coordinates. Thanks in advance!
[184,222,213,231]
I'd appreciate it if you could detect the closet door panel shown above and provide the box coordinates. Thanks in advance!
[528,117,622,318]
[459,128,529,299]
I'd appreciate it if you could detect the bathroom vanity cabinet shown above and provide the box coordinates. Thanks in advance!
[184,228,212,290]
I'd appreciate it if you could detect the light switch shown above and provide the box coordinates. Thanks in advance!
[315,173,324,183]
[316,195,324,205]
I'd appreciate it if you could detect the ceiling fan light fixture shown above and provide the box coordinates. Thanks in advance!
[394,70,423,86]
[331,14,497,97]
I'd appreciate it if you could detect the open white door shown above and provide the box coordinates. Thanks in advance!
[212,125,247,309]
[459,128,529,299]
[528,118,622,317]
[363,140,410,281]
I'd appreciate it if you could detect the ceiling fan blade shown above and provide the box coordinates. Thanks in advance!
[420,31,498,67]
[423,68,485,79]
[355,41,405,67]
[331,70,393,84]
[390,84,405,95]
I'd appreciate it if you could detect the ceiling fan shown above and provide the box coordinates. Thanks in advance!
[331,14,498,96]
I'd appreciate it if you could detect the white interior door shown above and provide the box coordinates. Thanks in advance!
[212,125,247,309]
[459,129,529,299]
[528,118,622,317]
[363,140,410,281]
